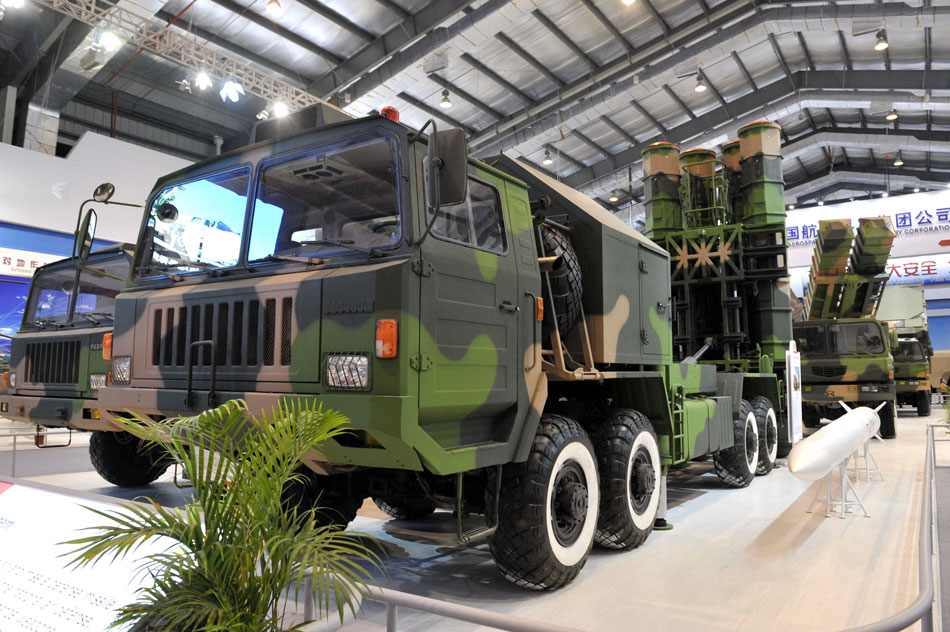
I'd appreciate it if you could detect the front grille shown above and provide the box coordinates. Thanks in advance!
[812,365,847,378]
[26,340,81,384]
[150,297,294,368]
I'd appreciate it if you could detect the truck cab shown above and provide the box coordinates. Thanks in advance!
[793,317,897,436]
[0,245,132,428]
[892,331,932,415]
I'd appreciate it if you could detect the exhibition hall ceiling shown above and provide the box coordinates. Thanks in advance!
[1,0,949,211]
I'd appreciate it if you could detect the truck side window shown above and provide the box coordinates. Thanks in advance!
[430,178,506,254]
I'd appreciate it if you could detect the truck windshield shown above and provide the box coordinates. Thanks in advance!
[794,325,825,355]
[24,266,75,326]
[894,340,926,362]
[830,322,885,355]
[247,134,400,262]
[75,256,129,320]
[137,167,251,278]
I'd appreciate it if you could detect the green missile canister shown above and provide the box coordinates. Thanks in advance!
[680,148,718,218]
[721,139,743,221]
[643,141,682,237]
[738,121,784,226]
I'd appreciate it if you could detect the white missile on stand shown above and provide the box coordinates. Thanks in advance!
[788,402,883,481]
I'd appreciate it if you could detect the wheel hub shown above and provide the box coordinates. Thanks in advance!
[630,447,656,512]
[551,461,588,545]
[557,481,588,522]
[634,462,655,497]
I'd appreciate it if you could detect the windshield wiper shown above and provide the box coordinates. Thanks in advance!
[254,254,326,265]
[297,239,385,258]
[75,311,114,325]
[29,318,58,329]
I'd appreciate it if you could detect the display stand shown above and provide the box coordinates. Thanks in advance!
[806,459,870,519]
[850,438,884,482]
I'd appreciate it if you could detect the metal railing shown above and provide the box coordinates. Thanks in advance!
[0,428,75,477]
[843,423,939,631]
[300,577,582,632]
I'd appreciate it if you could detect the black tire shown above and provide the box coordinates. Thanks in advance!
[539,225,583,341]
[802,405,820,429]
[488,414,599,590]
[751,396,778,476]
[89,431,172,487]
[878,401,896,439]
[917,391,931,417]
[590,408,660,550]
[281,467,361,529]
[373,496,436,520]
[713,399,758,488]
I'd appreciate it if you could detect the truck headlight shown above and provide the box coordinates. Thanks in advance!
[89,373,108,390]
[326,354,370,390]
[110,356,132,384]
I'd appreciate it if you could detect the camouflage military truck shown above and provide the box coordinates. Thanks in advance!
[87,107,786,590]
[794,218,898,437]
[1,244,133,430]
[877,284,932,416]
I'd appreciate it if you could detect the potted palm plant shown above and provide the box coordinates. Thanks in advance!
[64,399,380,631]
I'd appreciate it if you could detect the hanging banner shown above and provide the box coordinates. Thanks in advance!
[790,252,950,299]
[786,189,950,268]
[0,247,64,278]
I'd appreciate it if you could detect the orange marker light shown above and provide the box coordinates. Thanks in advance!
[103,333,113,361]
[376,319,398,358]
[535,296,544,322]
[2,372,8,388]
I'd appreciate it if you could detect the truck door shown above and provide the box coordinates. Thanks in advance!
[417,174,519,435]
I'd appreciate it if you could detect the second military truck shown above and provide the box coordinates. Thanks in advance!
[89,108,789,590]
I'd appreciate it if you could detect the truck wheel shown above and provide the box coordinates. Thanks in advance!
[713,399,758,488]
[373,496,436,520]
[281,467,361,529]
[590,408,660,550]
[539,225,583,341]
[89,431,173,487]
[917,391,931,417]
[751,396,778,476]
[878,402,897,439]
[488,414,599,590]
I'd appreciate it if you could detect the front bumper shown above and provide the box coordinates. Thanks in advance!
[0,394,102,428]
[97,386,423,471]
[895,379,930,393]
[802,382,895,404]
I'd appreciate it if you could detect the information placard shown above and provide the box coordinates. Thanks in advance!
[0,480,175,632]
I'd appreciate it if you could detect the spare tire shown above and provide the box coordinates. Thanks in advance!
[540,225,583,340]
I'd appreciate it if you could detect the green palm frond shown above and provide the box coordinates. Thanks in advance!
[62,398,381,631]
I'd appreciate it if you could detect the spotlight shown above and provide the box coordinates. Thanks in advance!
[914,187,920,193]
[219,80,245,103]
[439,89,452,109]
[893,157,904,167]
[885,109,898,121]
[273,101,289,118]
[542,150,554,165]
[256,109,270,120]
[608,192,620,203]
[694,77,707,93]
[817,200,824,206]
[873,30,888,52]
[265,0,283,17]
[882,191,889,198]
[99,30,122,53]
[195,71,212,91]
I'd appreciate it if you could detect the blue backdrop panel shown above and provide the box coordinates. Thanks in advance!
[928,315,950,351]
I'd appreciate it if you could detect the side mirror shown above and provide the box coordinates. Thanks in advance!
[76,209,98,263]
[155,202,179,222]
[93,182,115,203]
[430,128,468,207]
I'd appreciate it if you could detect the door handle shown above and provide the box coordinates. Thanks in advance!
[499,301,520,313]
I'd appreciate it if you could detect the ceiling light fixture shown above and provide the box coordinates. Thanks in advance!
[256,109,269,120]
[885,109,898,121]
[542,150,554,165]
[99,30,122,53]
[78,47,104,73]
[873,30,889,52]
[817,200,824,206]
[914,187,920,193]
[175,78,192,93]
[882,191,889,198]
[273,101,290,118]
[195,71,212,91]
[694,77,707,93]
[439,89,452,109]
[219,80,245,103]
[608,192,620,203]
[622,0,636,5]
[849,197,855,202]
[893,156,904,167]
[265,0,283,17]
[0,6,5,20]
[788,204,795,210]
[4,0,24,8]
